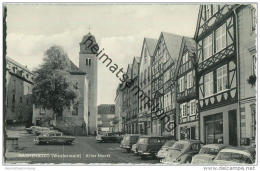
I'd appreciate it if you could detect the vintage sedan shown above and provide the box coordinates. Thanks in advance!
[120,134,140,152]
[25,126,40,134]
[161,140,202,164]
[191,144,227,164]
[157,140,176,159]
[96,132,121,143]
[137,136,168,159]
[213,147,255,165]
[32,127,50,136]
[34,131,75,145]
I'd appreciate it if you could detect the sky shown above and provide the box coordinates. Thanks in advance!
[6,3,199,105]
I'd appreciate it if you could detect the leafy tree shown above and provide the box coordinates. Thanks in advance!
[32,46,78,119]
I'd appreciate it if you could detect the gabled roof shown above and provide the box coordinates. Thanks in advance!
[161,32,183,61]
[194,5,203,40]
[69,60,86,75]
[126,64,132,79]
[98,104,115,114]
[6,57,33,74]
[145,38,157,56]
[174,37,196,80]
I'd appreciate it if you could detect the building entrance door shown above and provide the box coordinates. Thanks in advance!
[228,110,237,146]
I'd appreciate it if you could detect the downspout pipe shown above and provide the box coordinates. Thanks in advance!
[233,6,241,146]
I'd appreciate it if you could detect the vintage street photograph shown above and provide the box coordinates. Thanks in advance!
[2,2,258,166]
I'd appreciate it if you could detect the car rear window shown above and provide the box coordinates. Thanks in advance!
[215,152,252,164]
[163,140,176,147]
[138,138,149,144]
[199,147,219,155]
[171,142,189,151]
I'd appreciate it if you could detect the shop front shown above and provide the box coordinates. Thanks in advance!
[200,103,238,146]
[179,121,199,140]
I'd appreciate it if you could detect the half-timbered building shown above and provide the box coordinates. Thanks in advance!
[175,37,197,140]
[138,38,157,135]
[194,4,256,146]
[151,32,182,136]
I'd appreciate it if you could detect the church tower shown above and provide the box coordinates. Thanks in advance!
[79,33,98,135]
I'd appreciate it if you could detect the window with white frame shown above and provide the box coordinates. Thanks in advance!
[204,72,213,97]
[190,100,196,116]
[187,71,193,89]
[203,34,213,60]
[183,52,189,64]
[180,103,187,117]
[217,65,228,92]
[179,77,184,92]
[216,24,226,53]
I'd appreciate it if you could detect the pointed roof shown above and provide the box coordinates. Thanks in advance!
[174,37,196,80]
[80,32,97,44]
[126,64,132,79]
[194,5,203,40]
[144,38,157,56]
[161,32,183,61]
[98,104,115,114]
[6,57,33,74]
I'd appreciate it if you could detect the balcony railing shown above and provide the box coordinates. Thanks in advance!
[198,43,235,72]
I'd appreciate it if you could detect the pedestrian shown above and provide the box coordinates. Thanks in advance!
[82,122,86,136]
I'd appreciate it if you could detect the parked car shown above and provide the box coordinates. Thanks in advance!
[156,140,176,159]
[191,144,227,164]
[120,134,140,152]
[25,126,40,134]
[96,132,121,143]
[161,140,202,164]
[137,136,168,159]
[114,132,124,143]
[213,147,255,164]
[32,127,50,136]
[34,131,75,145]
